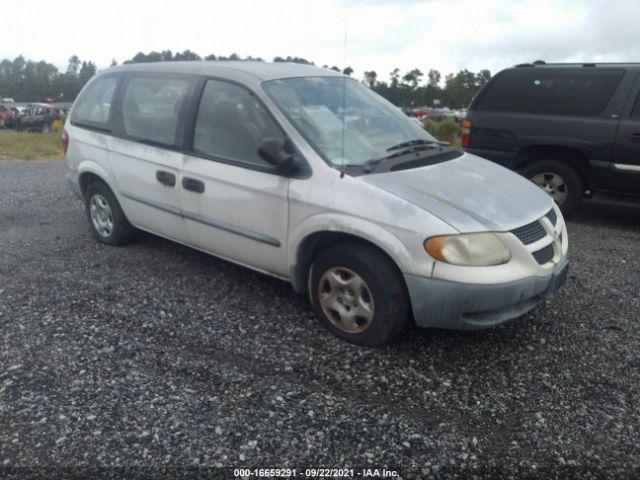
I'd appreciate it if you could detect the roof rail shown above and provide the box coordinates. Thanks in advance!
[514,61,640,69]
[529,61,639,66]
[515,60,546,67]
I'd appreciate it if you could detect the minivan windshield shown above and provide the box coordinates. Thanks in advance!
[263,76,440,167]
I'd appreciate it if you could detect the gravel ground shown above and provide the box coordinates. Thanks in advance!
[1,159,639,479]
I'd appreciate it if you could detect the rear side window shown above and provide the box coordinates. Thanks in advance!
[193,79,283,167]
[121,76,190,146]
[475,68,624,116]
[72,75,119,128]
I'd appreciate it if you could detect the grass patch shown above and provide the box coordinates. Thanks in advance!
[0,131,63,160]
[423,118,462,146]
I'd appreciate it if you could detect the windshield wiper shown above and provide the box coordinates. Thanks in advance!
[362,157,386,173]
[386,139,448,152]
[362,140,449,173]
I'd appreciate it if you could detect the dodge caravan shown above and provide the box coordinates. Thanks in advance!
[65,62,569,346]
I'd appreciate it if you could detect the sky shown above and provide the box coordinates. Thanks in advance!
[3,0,639,83]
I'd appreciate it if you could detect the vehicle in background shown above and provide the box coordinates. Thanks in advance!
[10,105,27,116]
[0,105,12,128]
[451,108,467,121]
[16,103,64,133]
[408,116,423,127]
[464,62,640,213]
[407,107,467,123]
[1,97,15,103]
[64,61,568,346]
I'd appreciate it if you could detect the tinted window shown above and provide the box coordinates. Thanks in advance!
[72,75,119,127]
[632,92,640,118]
[475,68,624,116]
[194,80,283,167]
[122,77,190,146]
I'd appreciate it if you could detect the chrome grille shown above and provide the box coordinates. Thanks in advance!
[533,244,554,265]
[511,220,546,245]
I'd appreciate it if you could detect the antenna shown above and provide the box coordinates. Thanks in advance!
[340,15,347,179]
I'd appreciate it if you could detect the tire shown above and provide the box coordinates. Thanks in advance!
[84,181,137,246]
[309,242,409,346]
[521,160,583,215]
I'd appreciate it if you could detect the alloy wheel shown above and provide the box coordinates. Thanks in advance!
[530,171,568,204]
[318,266,374,334]
[89,193,114,238]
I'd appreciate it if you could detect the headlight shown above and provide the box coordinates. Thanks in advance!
[424,233,511,266]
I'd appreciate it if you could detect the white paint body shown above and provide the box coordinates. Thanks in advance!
[64,62,569,329]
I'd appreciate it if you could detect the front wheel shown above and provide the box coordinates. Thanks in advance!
[309,243,409,346]
[522,160,583,215]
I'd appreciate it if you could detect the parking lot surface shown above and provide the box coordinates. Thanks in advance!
[1,159,639,479]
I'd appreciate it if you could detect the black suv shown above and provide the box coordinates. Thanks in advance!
[463,62,640,213]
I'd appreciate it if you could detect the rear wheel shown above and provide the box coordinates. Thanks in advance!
[85,181,137,246]
[309,243,409,346]
[522,160,583,215]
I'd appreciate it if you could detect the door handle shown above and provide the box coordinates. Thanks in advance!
[156,170,176,186]
[628,133,640,142]
[182,177,205,193]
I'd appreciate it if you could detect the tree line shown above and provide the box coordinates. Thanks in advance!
[0,50,491,108]
[0,55,96,102]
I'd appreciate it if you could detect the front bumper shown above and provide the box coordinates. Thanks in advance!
[405,259,569,330]
[66,170,83,200]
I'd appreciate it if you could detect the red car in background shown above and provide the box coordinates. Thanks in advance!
[0,104,13,128]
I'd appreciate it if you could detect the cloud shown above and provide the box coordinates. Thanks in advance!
[0,0,638,84]
[343,0,640,80]
[341,0,432,5]
[443,0,640,67]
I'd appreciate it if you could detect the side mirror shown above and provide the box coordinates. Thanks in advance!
[258,137,297,172]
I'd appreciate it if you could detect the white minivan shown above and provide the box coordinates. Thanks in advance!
[64,62,569,346]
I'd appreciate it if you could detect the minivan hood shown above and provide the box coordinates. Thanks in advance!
[360,152,553,232]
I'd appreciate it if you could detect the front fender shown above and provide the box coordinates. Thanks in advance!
[288,213,434,293]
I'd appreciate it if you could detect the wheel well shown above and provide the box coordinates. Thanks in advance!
[292,231,406,296]
[517,146,590,189]
[79,172,105,198]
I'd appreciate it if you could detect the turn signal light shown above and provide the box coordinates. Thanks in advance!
[424,236,448,262]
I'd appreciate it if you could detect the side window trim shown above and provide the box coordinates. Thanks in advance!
[632,93,640,119]
[628,71,640,119]
[186,76,277,151]
[111,71,198,150]
[183,75,208,152]
[70,72,124,132]
[185,76,308,176]
[186,149,289,175]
